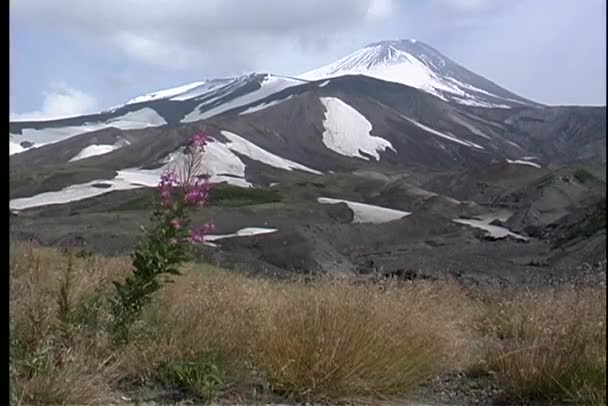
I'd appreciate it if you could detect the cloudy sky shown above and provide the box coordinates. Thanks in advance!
[10,0,606,120]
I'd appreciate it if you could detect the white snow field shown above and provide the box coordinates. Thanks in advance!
[9,168,181,211]
[452,211,528,241]
[182,75,305,122]
[239,96,293,115]
[69,138,130,162]
[506,159,542,168]
[169,79,237,101]
[220,130,321,174]
[126,81,206,104]
[10,129,323,209]
[320,97,395,160]
[162,130,321,186]
[318,197,411,223]
[205,227,278,242]
[400,115,484,149]
[9,108,167,153]
[9,140,25,155]
[449,113,491,140]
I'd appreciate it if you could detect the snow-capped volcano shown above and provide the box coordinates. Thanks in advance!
[300,39,539,108]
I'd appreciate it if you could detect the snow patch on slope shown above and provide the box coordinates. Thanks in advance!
[505,140,524,150]
[9,124,321,209]
[142,129,320,188]
[221,130,321,174]
[506,159,541,168]
[9,141,25,155]
[239,96,293,115]
[195,140,250,187]
[400,115,484,149]
[10,108,166,151]
[205,227,278,242]
[318,197,410,223]
[449,114,491,140]
[9,176,140,211]
[107,107,167,128]
[9,167,199,211]
[320,97,395,160]
[182,75,305,123]
[170,79,236,101]
[453,211,528,241]
[451,98,510,109]
[462,113,505,129]
[69,145,120,161]
[9,159,250,210]
[69,138,130,162]
[126,81,206,104]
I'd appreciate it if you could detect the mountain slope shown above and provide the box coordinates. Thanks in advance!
[9,38,605,212]
[301,39,540,108]
[9,74,310,155]
[10,73,605,211]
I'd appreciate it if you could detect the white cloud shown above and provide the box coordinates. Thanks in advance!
[366,0,394,21]
[434,0,497,13]
[10,0,393,73]
[10,82,98,121]
[115,31,197,69]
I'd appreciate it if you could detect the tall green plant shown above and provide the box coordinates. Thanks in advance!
[110,133,214,344]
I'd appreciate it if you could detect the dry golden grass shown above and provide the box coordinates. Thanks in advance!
[9,243,607,404]
[478,287,607,404]
[118,267,270,381]
[123,269,479,400]
[11,344,119,406]
[9,244,127,405]
[250,279,479,399]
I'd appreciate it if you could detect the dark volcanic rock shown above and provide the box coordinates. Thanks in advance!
[323,202,354,223]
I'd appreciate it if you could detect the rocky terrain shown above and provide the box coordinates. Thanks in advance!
[9,39,606,288]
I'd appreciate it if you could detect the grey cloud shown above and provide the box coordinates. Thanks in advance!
[10,0,392,74]
[10,0,604,107]
[438,0,606,105]
[432,0,506,14]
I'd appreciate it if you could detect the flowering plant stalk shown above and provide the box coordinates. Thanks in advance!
[110,132,214,344]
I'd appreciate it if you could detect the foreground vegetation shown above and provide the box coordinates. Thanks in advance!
[9,244,606,405]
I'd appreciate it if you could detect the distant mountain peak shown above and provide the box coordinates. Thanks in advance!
[367,38,422,48]
[300,39,539,108]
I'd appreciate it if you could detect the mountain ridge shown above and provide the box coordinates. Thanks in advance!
[11,38,545,130]
[300,38,541,108]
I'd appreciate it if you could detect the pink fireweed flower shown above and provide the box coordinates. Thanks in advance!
[201,223,215,233]
[188,223,215,244]
[184,177,210,206]
[157,171,179,207]
[170,218,182,230]
[190,132,209,148]
[188,229,204,244]
[160,171,179,186]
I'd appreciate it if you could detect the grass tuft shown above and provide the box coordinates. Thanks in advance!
[478,287,606,404]
[250,280,477,400]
